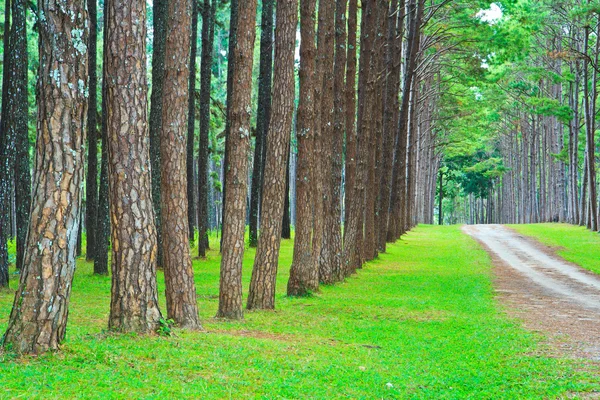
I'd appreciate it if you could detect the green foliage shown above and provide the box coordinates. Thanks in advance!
[156,318,176,337]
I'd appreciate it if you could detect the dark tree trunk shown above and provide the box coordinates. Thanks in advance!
[288,0,319,297]
[187,0,200,241]
[149,0,168,267]
[217,0,257,319]
[247,0,297,310]
[85,0,99,261]
[198,0,216,258]
[0,0,11,287]
[106,0,163,333]
[220,0,240,249]
[2,0,88,354]
[94,0,110,276]
[249,0,275,248]
[9,0,30,271]
[282,146,291,240]
[161,0,201,329]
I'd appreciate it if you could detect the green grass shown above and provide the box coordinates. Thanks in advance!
[0,225,598,398]
[509,223,600,275]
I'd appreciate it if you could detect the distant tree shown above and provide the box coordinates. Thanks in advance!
[85,0,99,261]
[94,1,110,276]
[247,0,298,310]
[288,0,319,297]
[106,0,162,332]
[149,0,168,267]
[197,0,217,258]
[281,147,291,240]
[9,0,30,271]
[217,0,258,319]
[249,0,274,248]
[2,0,88,354]
[187,0,200,241]
[160,0,201,329]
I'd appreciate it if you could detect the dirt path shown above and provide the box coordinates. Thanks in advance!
[463,224,600,361]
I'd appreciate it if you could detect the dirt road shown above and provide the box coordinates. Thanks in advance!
[463,224,600,361]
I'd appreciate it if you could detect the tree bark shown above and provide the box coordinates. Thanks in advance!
[106,0,163,332]
[187,0,200,241]
[85,0,98,261]
[288,0,319,297]
[217,0,257,319]
[160,0,201,329]
[249,0,275,248]
[2,0,88,354]
[198,0,216,258]
[149,0,168,267]
[247,0,297,310]
[282,146,292,240]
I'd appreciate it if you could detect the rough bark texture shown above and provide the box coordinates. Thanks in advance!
[329,0,346,282]
[160,0,201,329]
[149,0,167,267]
[187,0,200,241]
[315,0,336,285]
[9,0,30,271]
[197,0,216,258]
[0,0,12,288]
[288,0,319,297]
[282,147,291,239]
[106,0,163,333]
[2,0,88,354]
[247,0,298,310]
[85,0,98,261]
[249,0,275,248]
[217,0,257,319]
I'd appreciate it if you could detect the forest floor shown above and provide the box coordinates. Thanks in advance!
[464,224,600,362]
[0,225,599,398]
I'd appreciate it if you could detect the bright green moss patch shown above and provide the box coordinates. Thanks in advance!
[0,225,598,398]
[509,223,600,275]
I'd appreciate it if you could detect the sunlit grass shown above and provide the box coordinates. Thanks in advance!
[0,225,598,398]
[509,223,600,275]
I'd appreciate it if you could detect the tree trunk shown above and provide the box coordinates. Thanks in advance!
[0,0,12,288]
[160,0,201,329]
[249,0,275,248]
[94,0,110,276]
[149,0,167,267]
[198,0,216,258]
[9,0,30,271]
[85,0,98,261]
[217,0,258,319]
[282,146,292,240]
[288,0,319,297]
[187,0,200,241]
[247,0,297,310]
[2,0,88,354]
[106,0,163,332]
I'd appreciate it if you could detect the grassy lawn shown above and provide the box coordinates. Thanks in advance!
[509,223,600,275]
[0,225,598,398]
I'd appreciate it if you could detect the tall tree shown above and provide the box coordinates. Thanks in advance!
[2,0,88,353]
[197,0,217,258]
[0,0,12,287]
[187,0,200,241]
[281,147,292,240]
[149,0,168,267]
[85,0,99,261]
[94,0,110,276]
[249,0,275,248]
[247,0,298,310]
[106,0,162,332]
[160,0,201,329]
[9,0,30,271]
[288,0,319,296]
[314,0,336,284]
[217,0,258,319]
